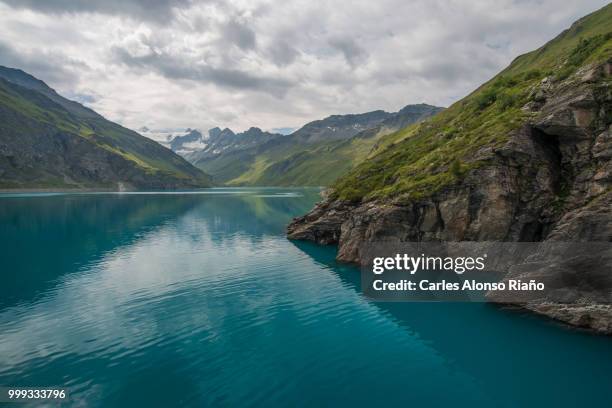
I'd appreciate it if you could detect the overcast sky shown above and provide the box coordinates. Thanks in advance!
[0,0,609,137]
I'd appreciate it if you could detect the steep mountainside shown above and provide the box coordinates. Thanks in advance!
[190,104,442,186]
[288,4,612,333]
[0,66,211,189]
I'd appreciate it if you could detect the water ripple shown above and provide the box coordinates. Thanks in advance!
[1,189,611,407]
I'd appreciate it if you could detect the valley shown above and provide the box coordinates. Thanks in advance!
[164,104,442,186]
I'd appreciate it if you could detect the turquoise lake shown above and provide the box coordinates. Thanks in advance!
[0,187,611,407]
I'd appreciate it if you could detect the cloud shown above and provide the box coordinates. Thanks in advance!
[0,0,195,23]
[0,41,86,88]
[0,0,609,134]
[267,40,299,66]
[328,36,368,67]
[110,45,294,96]
[222,19,257,50]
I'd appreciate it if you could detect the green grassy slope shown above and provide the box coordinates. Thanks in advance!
[238,133,388,186]
[200,127,398,186]
[0,67,211,189]
[331,3,612,202]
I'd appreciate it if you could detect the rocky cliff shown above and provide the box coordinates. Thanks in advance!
[288,6,612,334]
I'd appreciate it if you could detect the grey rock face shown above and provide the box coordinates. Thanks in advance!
[169,129,204,153]
[288,61,612,333]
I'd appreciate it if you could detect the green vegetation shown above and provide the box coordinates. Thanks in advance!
[196,125,402,186]
[0,79,83,135]
[332,3,612,202]
[556,32,612,79]
[227,136,382,186]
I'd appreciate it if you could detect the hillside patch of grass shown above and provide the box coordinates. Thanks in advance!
[331,4,612,203]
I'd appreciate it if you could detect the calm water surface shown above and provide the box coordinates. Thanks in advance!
[0,188,610,407]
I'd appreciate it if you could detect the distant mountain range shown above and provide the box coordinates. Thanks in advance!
[161,103,443,186]
[0,62,441,190]
[179,127,283,158]
[0,66,211,189]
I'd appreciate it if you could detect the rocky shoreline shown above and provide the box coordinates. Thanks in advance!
[288,61,612,335]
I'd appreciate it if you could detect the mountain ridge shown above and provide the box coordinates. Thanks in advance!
[0,66,211,189]
[186,103,443,186]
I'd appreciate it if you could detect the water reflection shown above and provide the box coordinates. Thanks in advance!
[0,194,201,308]
[0,188,320,309]
[0,188,610,408]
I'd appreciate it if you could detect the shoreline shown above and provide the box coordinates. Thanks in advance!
[0,186,323,193]
[0,187,119,193]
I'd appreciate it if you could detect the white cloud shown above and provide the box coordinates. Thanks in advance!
[0,0,608,134]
